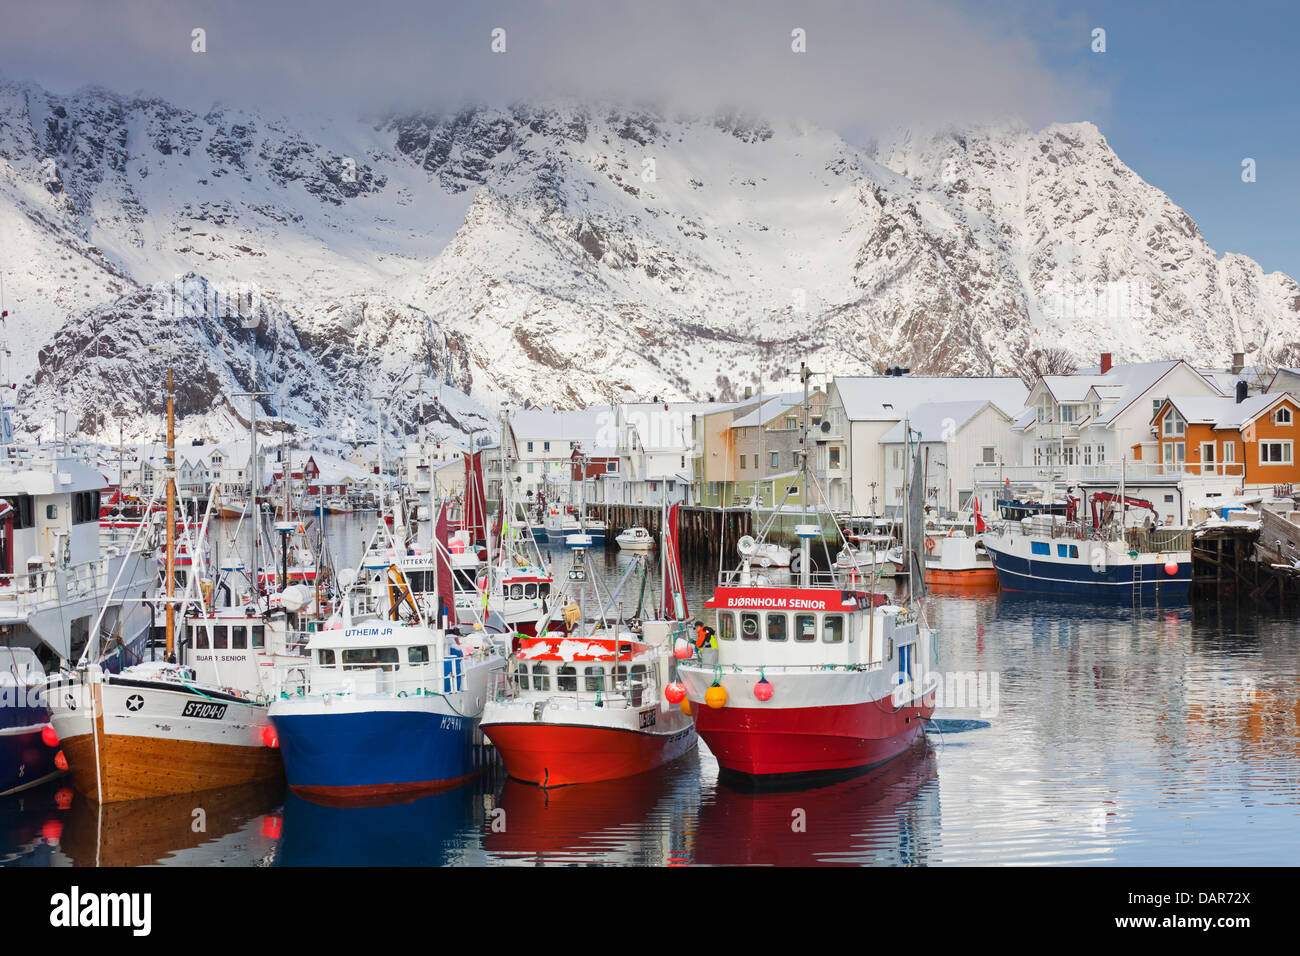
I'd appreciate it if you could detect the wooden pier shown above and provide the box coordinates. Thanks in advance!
[1192,515,1300,608]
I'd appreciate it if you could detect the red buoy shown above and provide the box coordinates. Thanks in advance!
[41,725,59,748]
[1164,560,1178,576]
[41,820,63,844]
[261,725,279,748]
[262,814,283,839]
[664,682,686,704]
[54,750,68,771]
[673,639,692,660]
[753,678,774,702]
[54,787,74,810]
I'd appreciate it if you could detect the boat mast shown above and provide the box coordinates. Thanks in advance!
[165,368,176,659]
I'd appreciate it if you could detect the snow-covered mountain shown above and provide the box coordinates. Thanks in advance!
[1,79,1297,442]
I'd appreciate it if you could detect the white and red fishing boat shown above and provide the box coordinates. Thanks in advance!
[678,385,937,782]
[480,503,697,786]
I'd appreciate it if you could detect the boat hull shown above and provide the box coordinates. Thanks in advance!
[925,567,999,590]
[482,719,695,786]
[270,701,487,801]
[0,724,62,796]
[49,678,281,803]
[692,692,931,778]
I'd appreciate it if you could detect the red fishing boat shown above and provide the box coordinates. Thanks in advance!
[480,504,696,786]
[679,379,937,782]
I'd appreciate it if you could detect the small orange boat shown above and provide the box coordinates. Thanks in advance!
[923,531,999,592]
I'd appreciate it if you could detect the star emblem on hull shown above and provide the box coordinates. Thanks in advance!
[125,694,144,712]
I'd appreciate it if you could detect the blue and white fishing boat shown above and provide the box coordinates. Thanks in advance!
[269,521,505,803]
[981,505,1191,603]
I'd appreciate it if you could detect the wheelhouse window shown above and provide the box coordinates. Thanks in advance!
[557,665,577,692]
[408,646,429,664]
[317,649,335,666]
[509,584,523,600]
[766,612,787,642]
[251,626,265,648]
[795,614,816,642]
[822,614,844,643]
[740,613,760,640]
[342,647,399,671]
[584,666,605,692]
[524,583,537,599]
[192,627,209,649]
[213,627,229,649]
[532,664,551,691]
[230,626,248,649]
[718,613,736,640]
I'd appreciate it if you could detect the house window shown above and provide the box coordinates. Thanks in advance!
[740,456,746,470]
[1276,407,1293,426]
[1260,441,1293,465]
[1162,409,1186,437]
[981,446,995,464]
[1083,444,1093,465]
[526,462,534,474]
[791,452,799,468]
[785,416,797,429]
[527,442,534,452]
[1223,442,1236,464]
[770,452,779,468]
[606,461,618,473]
[1097,445,1105,463]
[829,447,841,468]
[1034,446,1044,466]
[1163,442,1185,469]
[1153,398,1163,419]
[543,441,550,451]
[1060,404,1076,423]
[892,449,902,469]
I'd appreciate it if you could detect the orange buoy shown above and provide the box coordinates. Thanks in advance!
[705,683,728,709]
[680,697,692,716]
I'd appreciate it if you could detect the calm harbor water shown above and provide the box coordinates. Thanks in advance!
[4,514,1298,866]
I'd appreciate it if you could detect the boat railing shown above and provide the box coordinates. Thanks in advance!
[274,656,466,699]
[497,661,659,707]
[0,554,146,617]
[991,520,1192,553]
[717,567,847,589]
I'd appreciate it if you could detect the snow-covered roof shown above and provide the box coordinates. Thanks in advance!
[621,401,727,451]
[1161,392,1296,430]
[509,406,617,454]
[1089,361,1207,425]
[878,400,1001,443]
[1011,407,1036,431]
[833,376,1027,421]
[730,393,802,429]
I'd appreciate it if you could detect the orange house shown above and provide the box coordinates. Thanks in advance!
[1152,392,1299,488]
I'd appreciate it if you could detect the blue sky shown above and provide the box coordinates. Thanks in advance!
[1026,0,1300,276]
[1,0,1295,276]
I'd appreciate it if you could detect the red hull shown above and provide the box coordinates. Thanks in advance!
[483,722,696,786]
[694,693,931,777]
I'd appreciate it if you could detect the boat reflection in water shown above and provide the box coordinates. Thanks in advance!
[690,741,939,866]
[485,751,702,864]
[60,779,284,866]
[0,780,71,867]
[275,772,497,866]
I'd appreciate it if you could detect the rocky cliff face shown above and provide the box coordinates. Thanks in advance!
[1,80,1297,442]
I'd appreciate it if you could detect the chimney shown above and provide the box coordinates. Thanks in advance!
[1236,380,1248,404]
[1100,352,1112,374]
[743,386,752,400]
[1231,352,1245,375]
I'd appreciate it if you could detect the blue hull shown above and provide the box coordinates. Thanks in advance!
[0,727,59,796]
[271,707,485,799]
[988,549,1191,603]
